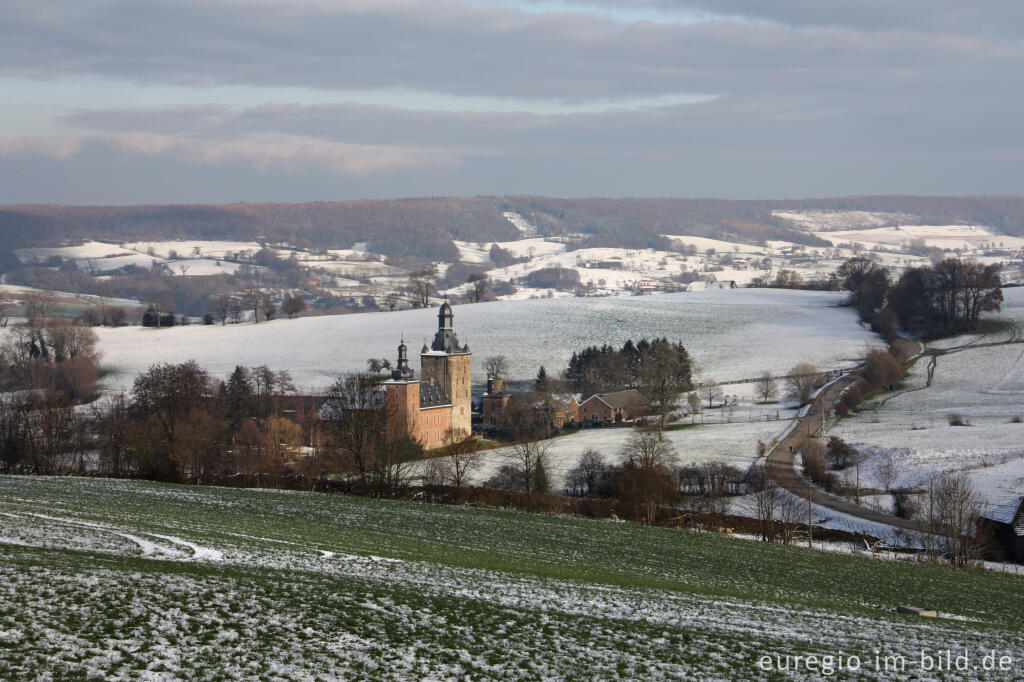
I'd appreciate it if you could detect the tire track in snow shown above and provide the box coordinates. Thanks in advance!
[19,513,221,561]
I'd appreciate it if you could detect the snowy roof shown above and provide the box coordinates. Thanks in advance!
[982,496,1024,531]
[584,389,646,410]
[482,390,509,398]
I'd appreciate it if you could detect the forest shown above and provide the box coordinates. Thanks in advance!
[5,195,1024,271]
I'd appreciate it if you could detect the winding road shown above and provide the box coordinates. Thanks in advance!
[764,337,927,533]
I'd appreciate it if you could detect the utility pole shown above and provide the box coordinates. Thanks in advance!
[808,474,813,549]
[855,457,861,505]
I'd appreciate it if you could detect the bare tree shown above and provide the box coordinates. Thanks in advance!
[620,429,677,471]
[23,294,51,330]
[262,297,277,321]
[923,473,985,566]
[686,391,701,415]
[240,287,263,323]
[90,393,131,477]
[322,373,386,487]
[698,377,723,408]
[507,437,551,495]
[408,268,437,308]
[744,466,785,542]
[440,428,482,493]
[565,449,607,496]
[281,295,307,319]
[45,322,100,364]
[776,491,808,545]
[786,362,823,405]
[754,371,779,404]
[483,355,510,379]
[213,295,232,325]
[229,298,244,324]
[376,436,422,494]
[467,272,489,303]
[877,452,899,493]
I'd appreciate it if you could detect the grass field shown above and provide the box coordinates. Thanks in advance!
[1,476,1022,680]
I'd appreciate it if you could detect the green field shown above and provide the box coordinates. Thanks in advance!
[1,476,1021,680]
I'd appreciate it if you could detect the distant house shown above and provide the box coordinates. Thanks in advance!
[577,389,649,423]
[539,393,580,428]
[478,381,580,429]
[979,496,1024,562]
[631,280,657,293]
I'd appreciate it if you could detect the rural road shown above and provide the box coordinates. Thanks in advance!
[764,339,927,534]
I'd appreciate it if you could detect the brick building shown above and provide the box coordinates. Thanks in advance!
[577,389,648,423]
[384,301,471,449]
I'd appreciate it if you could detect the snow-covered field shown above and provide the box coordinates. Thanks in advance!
[811,225,1024,253]
[773,210,914,232]
[830,288,1024,510]
[14,240,257,276]
[91,288,877,393]
[437,417,793,490]
[1,476,1020,680]
[125,240,262,260]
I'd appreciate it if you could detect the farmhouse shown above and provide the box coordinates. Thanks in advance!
[577,389,648,423]
[979,496,1024,562]
[384,301,472,449]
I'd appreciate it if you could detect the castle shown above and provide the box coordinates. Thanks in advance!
[384,301,472,449]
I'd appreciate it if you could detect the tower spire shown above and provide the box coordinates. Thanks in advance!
[391,337,415,380]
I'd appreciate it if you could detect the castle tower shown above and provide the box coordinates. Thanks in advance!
[421,300,472,436]
[384,340,419,442]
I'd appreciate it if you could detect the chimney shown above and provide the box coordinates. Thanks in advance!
[488,377,503,394]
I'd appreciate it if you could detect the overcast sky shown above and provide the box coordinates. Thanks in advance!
[2,0,1022,204]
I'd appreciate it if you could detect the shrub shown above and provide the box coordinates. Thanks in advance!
[826,436,858,470]
[947,413,969,426]
[863,348,904,389]
[839,383,863,412]
[1011,415,1022,424]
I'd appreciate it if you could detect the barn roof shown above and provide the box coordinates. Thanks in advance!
[983,496,1024,533]
[585,389,646,409]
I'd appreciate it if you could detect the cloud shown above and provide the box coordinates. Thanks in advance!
[2,0,1020,102]
[0,130,461,177]
[0,135,86,160]
[1,0,1022,202]
[538,1,1024,36]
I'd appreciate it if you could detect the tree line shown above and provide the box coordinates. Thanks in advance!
[837,256,1003,337]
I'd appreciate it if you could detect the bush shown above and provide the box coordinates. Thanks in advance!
[839,382,863,413]
[1011,415,1022,424]
[947,413,970,426]
[826,436,858,470]
[801,440,839,492]
[863,349,904,389]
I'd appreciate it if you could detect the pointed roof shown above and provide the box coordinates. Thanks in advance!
[429,300,468,354]
[390,338,415,381]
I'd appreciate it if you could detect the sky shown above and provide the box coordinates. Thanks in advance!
[1,0,1022,204]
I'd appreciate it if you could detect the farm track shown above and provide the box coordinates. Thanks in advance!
[764,339,927,533]
[766,319,1023,532]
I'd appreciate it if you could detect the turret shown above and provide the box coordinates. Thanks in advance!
[391,339,415,380]
[430,299,466,353]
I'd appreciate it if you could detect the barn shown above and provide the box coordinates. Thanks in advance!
[978,496,1024,562]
